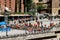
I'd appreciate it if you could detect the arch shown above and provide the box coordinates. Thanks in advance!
[58,10,60,14]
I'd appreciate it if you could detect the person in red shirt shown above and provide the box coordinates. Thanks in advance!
[15,24,19,28]
[28,27,33,32]
[37,27,42,31]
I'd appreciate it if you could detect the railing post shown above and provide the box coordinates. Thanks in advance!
[4,15,8,36]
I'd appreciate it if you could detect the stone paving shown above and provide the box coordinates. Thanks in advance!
[0,32,57,40]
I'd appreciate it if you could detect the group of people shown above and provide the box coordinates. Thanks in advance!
[0,16,59,33]
[7,17,60,33]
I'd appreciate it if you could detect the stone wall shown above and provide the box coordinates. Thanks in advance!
[0,36,26,40]
[0,32,57,40]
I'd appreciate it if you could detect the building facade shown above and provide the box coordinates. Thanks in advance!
[33,0,52,14]
[52,0,60,15]
[0,0,15,12]
[33,0,60,15]
[15,0,24,12]
[0,0,60,15]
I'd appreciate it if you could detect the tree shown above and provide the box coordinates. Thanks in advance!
[37,4,46,13]
[29,3,37,15]
[24,0,32,12]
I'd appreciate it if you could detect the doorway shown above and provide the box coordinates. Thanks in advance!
[58,10,60,14]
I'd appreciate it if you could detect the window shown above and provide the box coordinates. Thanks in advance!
[4,0,6,3]
[9,0,11,3]
[4,1,6,3]
[4,0,7,7]
[39,0,43,2]
[9,0,11,2]
[0,4,1,8]
[9,0,11,8]
[9,1,11,3]
[4,0,6,1]
[9,4,11,9]
[5,4,6,7]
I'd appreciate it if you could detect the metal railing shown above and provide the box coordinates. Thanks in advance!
[0,19,60,38]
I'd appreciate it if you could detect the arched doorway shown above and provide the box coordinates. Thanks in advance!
[58,10,60,14]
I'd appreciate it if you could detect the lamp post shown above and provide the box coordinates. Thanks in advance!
[4,15,8,36]
[4,7,10,36]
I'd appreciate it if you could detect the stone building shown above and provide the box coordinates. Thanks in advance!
[0,0,15,12]
[33,0,60,15]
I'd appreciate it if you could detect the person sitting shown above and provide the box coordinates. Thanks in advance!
[34,23,38,27]
[48,26,52,30]
[37,21,40,27]
[27,27,33,32]
[50,23,54,27]
[57,22,60,27]
[15,24,20,29]
[23,23,28,30]
[28,23,32,27]
[37,27,42,31]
